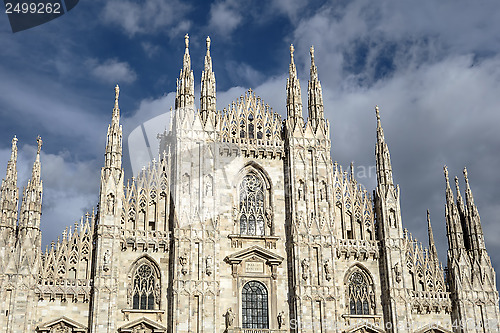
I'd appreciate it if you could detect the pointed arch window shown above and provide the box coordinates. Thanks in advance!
[348,271,371,315]
[242,281,269,328]
[132,263,158,310]
[239,173,265,236]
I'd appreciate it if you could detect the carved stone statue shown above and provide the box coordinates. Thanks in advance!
[370,290,375,309]
[394,262,402,283]
[106,193,114,215]
[301,258,309,281]
[154,281,160,304]
[50,323,70,333]
[324,259,332,281]
[265,207,273,229]
[206,255,213,276]
[224,307,234,329]
[277,310,286,329]
[127,287,132,305]
[131,323,152,333]
[103,250,110,272]
[179,254,188,275]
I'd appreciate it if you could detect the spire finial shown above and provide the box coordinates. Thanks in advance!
[310,45,315,62]
[290,44,295,56]
[427,209,430,223]
[184,33,189,51]
[36,136,42,155]
[375,105,380,121]
[206,36,211,53]
[463,167,469,184]
[114,84,120,109]
[444,165,449,183]
[11,135,18,159]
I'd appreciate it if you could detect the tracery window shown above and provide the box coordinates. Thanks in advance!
[239,174,265,235]
[242,281,269,329]
[348,271,371,315]
[132,263,157,310]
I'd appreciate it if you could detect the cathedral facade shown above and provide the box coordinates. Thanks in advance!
[0,35,499,333]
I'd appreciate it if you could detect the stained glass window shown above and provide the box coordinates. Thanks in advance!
[242,281,269,328]
[348,271,370,315]
[133,263,156,310]
[239,174,265,236]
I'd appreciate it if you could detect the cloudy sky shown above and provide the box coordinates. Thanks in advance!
[0,0,499,281]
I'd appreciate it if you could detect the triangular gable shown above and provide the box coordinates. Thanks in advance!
[118,317,166,332]
[413,325,453,333]
[37,316,87,332]
[224,245,283,265]
[344,324,385,333]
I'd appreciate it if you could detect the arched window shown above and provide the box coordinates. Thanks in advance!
[348,271,371,315]
[132,263,157,310]
[239,174,265,235]
[242,281,269,329]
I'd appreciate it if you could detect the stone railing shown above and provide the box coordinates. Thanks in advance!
[227,328,288,333]
[336,239,379,260]
[120,228,169,252]
[409,290,451,314]
[36,278,91,302]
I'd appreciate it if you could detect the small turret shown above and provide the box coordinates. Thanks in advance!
[286,44,303,128]
[375,106,394,187]
[103,85,123,178]
[200,36,216,124]
[19,136,43,231]
[175,34,195,111]
[427,210,439,264]
[307,45,325,132]
[444,166,465,254]
[463,167,486,255]
[0,136,19,231]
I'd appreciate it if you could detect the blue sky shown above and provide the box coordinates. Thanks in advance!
[1,0,500,280]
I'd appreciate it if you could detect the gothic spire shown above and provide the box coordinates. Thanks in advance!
[427,210,439,262]
[463,167,486,253]
[454,176,471,250]
[19,136,43,230]
[375,106,394,187]
[444,166,465,253]
[175,33,195,110]
[200,35,216,124]
[104,85,123,174]
[307,45,325,131]
[286,44,303,127]
[0,136,19,230]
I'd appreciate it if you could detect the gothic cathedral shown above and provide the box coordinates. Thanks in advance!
[1,35,499,333]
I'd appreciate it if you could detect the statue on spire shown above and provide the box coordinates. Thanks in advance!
[36,136,42,155]
[185,33,189,50]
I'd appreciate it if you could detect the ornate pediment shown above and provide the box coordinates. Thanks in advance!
[224,245,283,279]
[414,326,453,333]
[118,317,166,333]
[344,324,385,333]
[36,317,87,333]
[224,245,283,265]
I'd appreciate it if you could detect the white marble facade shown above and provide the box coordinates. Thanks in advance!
[0,35,499,333]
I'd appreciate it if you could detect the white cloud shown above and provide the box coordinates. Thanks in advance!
[88,58,137,84]
[225,61,265,87]
[208,0,242,36]
[101,0,191,37]
[141,42,160,58]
